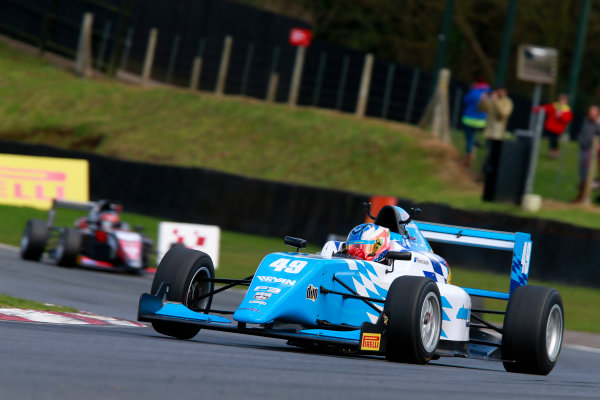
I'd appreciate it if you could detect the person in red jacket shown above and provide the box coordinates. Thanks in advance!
[533,93,574,158]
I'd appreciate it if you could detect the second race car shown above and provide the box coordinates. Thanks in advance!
[20,199,153,273]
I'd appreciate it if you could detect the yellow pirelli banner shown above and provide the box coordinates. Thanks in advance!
[0,154,89,209]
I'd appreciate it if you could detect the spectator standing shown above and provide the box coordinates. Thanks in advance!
[478,86,513,141]
[477,87,513,178]
[533,93,573,158]
[572,105,600,203]
[461,78,490,167]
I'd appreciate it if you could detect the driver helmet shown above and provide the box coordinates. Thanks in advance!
[346,223,391,262]
[99,211,120,226]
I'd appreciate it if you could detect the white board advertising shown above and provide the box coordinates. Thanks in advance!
[157,222,221,268]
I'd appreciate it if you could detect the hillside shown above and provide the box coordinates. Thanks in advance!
[1,41,600,229]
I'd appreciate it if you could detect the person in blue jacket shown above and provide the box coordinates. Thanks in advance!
[461,77,490,167]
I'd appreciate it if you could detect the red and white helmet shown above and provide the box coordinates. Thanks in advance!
[346,223,391,262]
[99,211,120,225]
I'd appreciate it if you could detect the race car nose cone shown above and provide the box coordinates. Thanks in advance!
[233,308,273,325]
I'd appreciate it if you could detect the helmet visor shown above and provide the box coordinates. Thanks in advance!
[346,237,385,258]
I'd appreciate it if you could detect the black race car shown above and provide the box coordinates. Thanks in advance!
[20,199,153,274]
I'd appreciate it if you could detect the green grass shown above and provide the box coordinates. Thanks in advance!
[0,293,78,312]
[3,41,600,229]
[1,204,599,333]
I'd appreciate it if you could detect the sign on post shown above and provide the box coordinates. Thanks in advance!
[157,222,221,268]
[0,154,89,209]
[289,28,312,47]
[517,44,559,84]
[288,28,312,106]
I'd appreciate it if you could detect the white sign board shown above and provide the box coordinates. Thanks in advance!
[157,222,221,268]
[517,44,558,84]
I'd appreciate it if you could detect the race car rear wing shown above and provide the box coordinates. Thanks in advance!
[414,221,532,298]
[47,199,97,226]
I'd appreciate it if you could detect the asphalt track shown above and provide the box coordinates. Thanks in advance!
[1,247,599,399]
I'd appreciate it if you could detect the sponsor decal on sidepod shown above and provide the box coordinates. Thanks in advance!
[256,276,296,286]
[306,284,318,301]
[254,286,281,294]
[361,333,381,351]
[249,300,267,305]
[254,292,271,301]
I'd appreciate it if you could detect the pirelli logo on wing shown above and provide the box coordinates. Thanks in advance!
[360,333,381,351]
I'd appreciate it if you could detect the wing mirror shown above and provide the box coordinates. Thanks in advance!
[385,251,412,274]
[284,236,307,252]
[386,251,412,261]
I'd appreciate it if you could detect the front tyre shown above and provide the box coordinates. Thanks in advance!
[55,228,82,267]
[20,219,49,261]
[150,246,215,340]
[385,276,442,364]
[502,285,564,375]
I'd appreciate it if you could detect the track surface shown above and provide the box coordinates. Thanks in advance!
[1,247,599,399]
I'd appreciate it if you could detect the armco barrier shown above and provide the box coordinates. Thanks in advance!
[1,140,598,288]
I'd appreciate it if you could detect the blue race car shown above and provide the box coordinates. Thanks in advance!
[138,204,564,375]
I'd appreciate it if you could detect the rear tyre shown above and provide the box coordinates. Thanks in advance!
[20,219,49,261]
[502,285,564,375]
[150,246,215,340]
[385,276,442,364]
[55,228,82,267]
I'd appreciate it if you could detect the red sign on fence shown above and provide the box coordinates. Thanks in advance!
[289,28,312,47]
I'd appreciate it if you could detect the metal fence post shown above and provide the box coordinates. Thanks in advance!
[288,45,307,106]
[523,109,546,197]
[141,28,158,86]
[189,38,205,90]
[166,34,181,83]
[451,87,463,131]
[355,53,374,117]
[528,83,543,131]
[583,135,599,205]
[336,55,349,110]
[119,27,134,71]
[216,35,233,95]
[381,62,395,118]
[404,68,420,122]
[75,12,94,78]
[96,20,112,70]
[189,57,202,90]
[267,73,280,102]
[312,52,327,106]
[265,46,280,100]
[240,42,255,95]
[38,0,56,55]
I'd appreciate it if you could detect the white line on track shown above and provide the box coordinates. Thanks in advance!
[564,344,600,354]
[0,243,18,251]
[0,308,145,327]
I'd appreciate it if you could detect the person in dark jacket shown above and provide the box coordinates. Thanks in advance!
[533,93,574,158]
[572,105,600,203]
[461,78,490,167]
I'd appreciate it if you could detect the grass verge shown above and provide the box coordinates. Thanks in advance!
[1,204,598,333]
[0,293,78,312]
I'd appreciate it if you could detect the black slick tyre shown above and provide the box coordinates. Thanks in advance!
[20,219,49,261]
[502,285,564,375]
[385,276,442,364]
[55,228,82,267]
[150,246,215,340]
